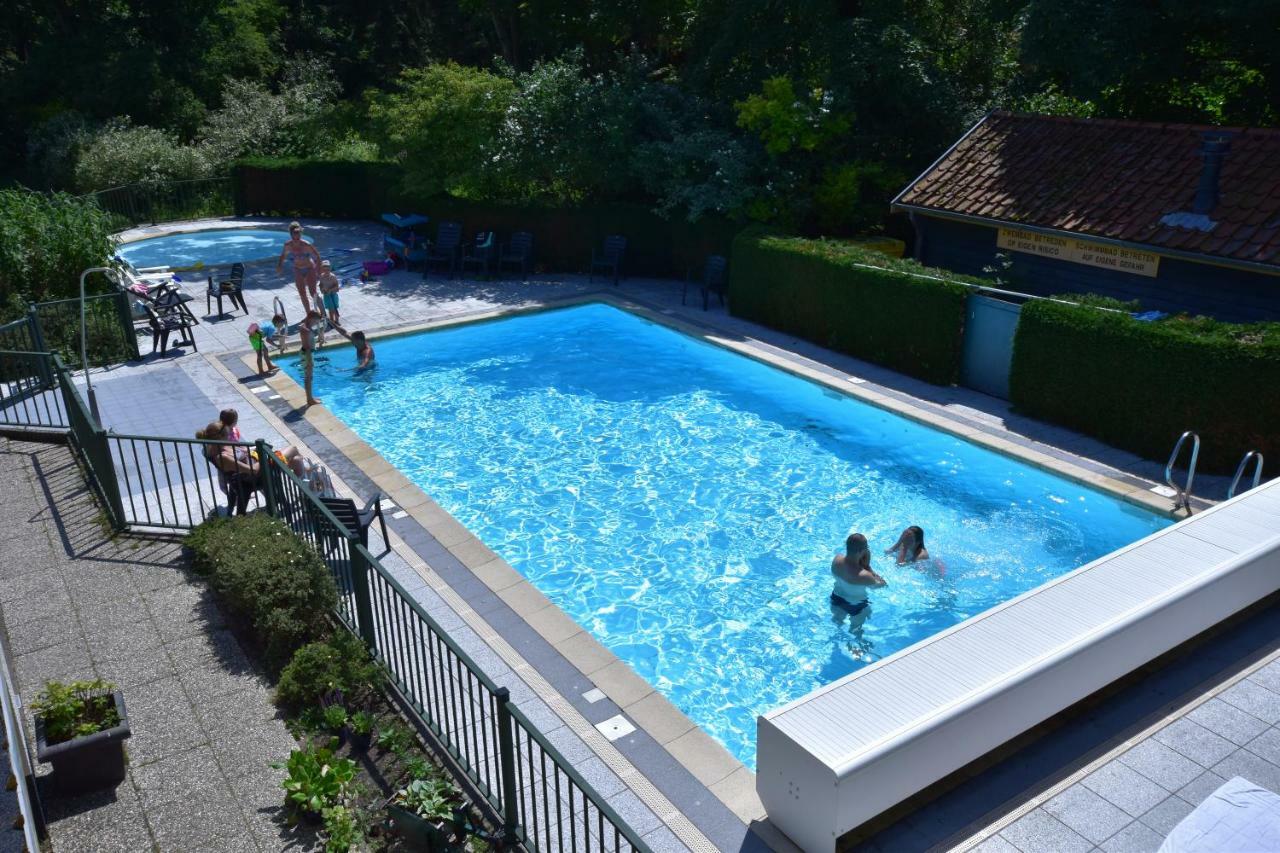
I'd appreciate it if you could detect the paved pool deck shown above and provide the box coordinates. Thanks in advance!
[0,438,317,853]
[87,216,1260,851]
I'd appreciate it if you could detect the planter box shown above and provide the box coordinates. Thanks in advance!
[35,690,131,795]
[387,803,455,851]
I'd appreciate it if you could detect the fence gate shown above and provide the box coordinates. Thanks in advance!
[960,293,1021,399]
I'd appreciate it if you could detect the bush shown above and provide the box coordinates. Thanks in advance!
[185,514,338,671]
[1010,300,1280,473]
[729,229,971,384]
[74,121,212,192]
[0,190,118,306]
[276,631,382,712]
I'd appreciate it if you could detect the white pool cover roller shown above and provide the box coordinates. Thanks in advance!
[758,479,1280,852]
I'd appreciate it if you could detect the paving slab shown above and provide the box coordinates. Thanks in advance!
[0,439,314,852]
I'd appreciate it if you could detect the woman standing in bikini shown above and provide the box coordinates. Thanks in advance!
[276,221,323,313]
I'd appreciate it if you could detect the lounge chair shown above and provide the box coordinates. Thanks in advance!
[319,493,389,552]
[143,303,198,353]
[498,232,533,279]
[589,235,626,285]
[460,231,498,279]
[682,254,729,311]
[423,222,463,278]
[206,263,248,316]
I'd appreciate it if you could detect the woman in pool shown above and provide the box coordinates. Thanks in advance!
[830,533,887,628]
[275,222,323,313]
[351,330,375,372]
[885,525,935,566]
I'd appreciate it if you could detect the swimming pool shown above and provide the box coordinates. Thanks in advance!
[286,303,1170,767]
[119,228,303,268]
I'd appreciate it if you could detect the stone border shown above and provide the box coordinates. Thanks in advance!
[231,292,1180,834]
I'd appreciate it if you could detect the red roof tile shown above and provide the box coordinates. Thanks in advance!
[894,111,1280,269]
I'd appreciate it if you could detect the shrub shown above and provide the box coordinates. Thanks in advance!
[31,679,120,744]
[729,229,971,384]
[74,121,212,192]
[275,631,381,712]
[1010,300,1280,473]
[185,514,338,671]
[0,190,118,306]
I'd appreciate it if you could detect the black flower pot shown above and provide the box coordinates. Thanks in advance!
[387,804,455,852]
[348,729,371,752]
[35,690,131,796]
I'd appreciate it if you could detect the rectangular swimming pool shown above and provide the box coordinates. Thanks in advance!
[286,303,1170,767]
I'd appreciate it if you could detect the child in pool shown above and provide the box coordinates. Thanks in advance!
[351,331,375,372]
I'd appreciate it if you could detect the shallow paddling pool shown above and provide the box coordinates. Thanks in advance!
[119,228,301,268]
[285,303,1170,766]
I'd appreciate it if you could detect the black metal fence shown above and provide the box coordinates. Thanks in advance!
[82,177,234,229]
[0,358,651,852]
[1,292,140,369]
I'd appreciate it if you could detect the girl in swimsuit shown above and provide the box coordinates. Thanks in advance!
[276,221,322,313]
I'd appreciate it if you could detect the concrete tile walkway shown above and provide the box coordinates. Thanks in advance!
[0,438,314,852]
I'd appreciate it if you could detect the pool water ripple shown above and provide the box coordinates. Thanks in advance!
[287,303,1169,767]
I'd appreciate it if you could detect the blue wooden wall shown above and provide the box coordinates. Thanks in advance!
[916,216,1280,322]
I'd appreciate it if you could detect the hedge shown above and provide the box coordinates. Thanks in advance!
[232,158,742,277]
[729,229,971,385]
[1010,300,1280,474]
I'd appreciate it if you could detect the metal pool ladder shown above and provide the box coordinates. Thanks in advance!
[1165,431,1200,513]
[1228,451,1264,499]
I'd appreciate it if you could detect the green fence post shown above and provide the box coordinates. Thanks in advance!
[93,427,126,531]
[26,305,47,354]
[114,290,141,360]
[495,688,521,846]
[257,440,277,516]
[350,544,378,651]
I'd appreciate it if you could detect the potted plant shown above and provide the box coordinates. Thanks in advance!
[276,744,356,825]
[348,710,373,752]
[32,679,131,795]
[323,704,348,748]
[387,776,461,851]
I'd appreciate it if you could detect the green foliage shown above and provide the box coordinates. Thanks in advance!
[198,59,341,170]
[323,704,348,733]
[0,190,118,306]
[277,743,356,816]
[369,63,516,198]
[730,229,971,385]
[321,804,364,853]
[736,77,852,156]
[393,777,456,822]
[348,710,373,737]
[25,112,94,189]
[274,631,381,712]
[32,679,120,744]
[376,722,413,755]
[29,295,137,369]
[74,121,212,192]
[1009,300,1280,473]
[185,514,338,672]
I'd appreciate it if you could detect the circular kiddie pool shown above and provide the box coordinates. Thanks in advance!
[118,228,311,270]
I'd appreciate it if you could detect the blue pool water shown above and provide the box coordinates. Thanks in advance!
[287,303,1170,766]
[119,228,303,268]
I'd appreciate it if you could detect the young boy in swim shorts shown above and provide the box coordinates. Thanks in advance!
[317,260,342,328]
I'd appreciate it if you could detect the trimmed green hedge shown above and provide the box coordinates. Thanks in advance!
[1010,300,1280,474]
[729,229,971,385]
[233,159,742,277]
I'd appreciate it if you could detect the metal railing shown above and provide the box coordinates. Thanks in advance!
[0,366,652,852]
[82,177,234,229]
[53,355,125,528]
[260,454,650,852]
[1,634,44,852]
[31,292,140,367]
[0,350,66,430]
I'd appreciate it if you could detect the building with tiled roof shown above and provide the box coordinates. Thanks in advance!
[891,111,1280,321]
